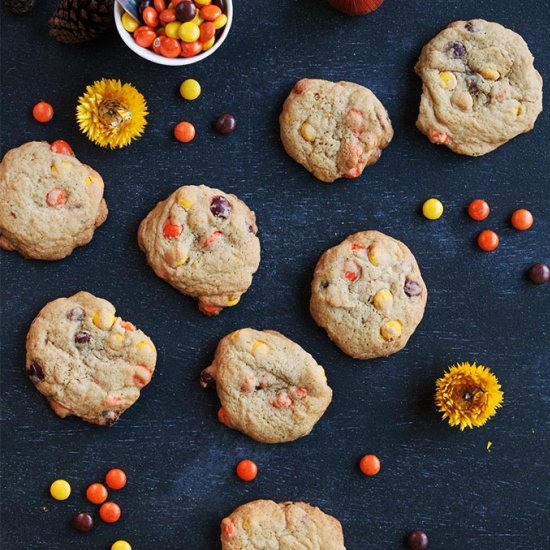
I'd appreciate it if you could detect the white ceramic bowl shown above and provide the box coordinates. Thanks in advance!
[114,1,233,66]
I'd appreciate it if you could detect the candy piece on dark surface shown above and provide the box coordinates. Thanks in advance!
[405,530,429,550]
[200,369,216,389]
[447,41,466,59]
[75,331,91,344]
[214,113,237,135]
[27,361,44,382]
[210,196,232,219]
[66,307,85,321]
[71,512,94,533]
[404,279,422,297]
[528,263,550,284]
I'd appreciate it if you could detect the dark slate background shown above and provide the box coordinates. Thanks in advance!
[1,1,549,548]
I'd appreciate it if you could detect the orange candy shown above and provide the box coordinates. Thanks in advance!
[159,7,176,24]
[32,101,54,123]
[174,121,196,143]
[46,188,66,207]
[180,41,202,57]
[236,460,258,482]
[86,482,108,505]
[105,468,127,490]
[162,219,183,239]
[153,0,166,11]
[199,21,215,43]
[159,36,181,57]
[200,4,222,20]
[510,209,533,231]
[50,140,74,156]
[477,230,499,252]
[134,25,157,47]
[99,501,121,523]
[142,6,159,27]
[467,199,490,221]
[359,454,381,476]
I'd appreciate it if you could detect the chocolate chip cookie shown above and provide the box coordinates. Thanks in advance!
[280,78,393,182]
[201,328,332,443]
[0,141,108,260]
[415,20,543,156]
[138,185,260,315]
[220,500,346,550]
[26,291,157,425]
[310,231,427,359]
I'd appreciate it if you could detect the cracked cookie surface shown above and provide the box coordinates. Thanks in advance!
[138,185,260,315]
[415,19,543,156]
[279,78,393,183]
[220,500,346,550]
[310,231,427,359]
[0,141,108,260]
[201,328,332,443]
[26,291,157,425]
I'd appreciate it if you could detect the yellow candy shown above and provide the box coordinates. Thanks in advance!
[178,196,193,209]
[137,340,155,351]
[165,21,181,39]
[230,330,241,341]
[479,68,500,81]
[202,36,215,52]
[373,289,393,312]
[50,163,58,175]
[251,341,268,352]
[50,479,71,501]
[422,198,444,220]
[213,13,227,30]
[174,256,189,267]
[109,333,124,349]
[438,71,457,90]
[178,22,200,43]
[93,310,116,330]
[180,79,201,101]
[121,12,139,33]
[512,104,522,117]
[85,176,93,185]
[319,367,327,381]
[195,0,211,4]
[380,320,402,341]
[368,247,379,266]
[227,296,240,307]
[111,541,132,550]
[190,13,204,26]
[300,122,316,142]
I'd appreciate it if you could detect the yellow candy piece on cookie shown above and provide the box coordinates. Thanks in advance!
[178,197,193,209]
[251,341,268,352]
[93,310,115,330]
[300,122,317,142]
[438,71,457,90]
[227,296,240,307]
[174,255,189,267]
[380,320,403,341]
[479,68,500,81]
[373,289,393,312]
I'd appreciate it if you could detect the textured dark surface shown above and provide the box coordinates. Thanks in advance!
[1,1,549,549]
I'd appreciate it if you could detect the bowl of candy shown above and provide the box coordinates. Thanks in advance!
[114,0,232,66]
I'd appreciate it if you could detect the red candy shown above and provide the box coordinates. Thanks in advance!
[134,25,156,47]
[163,219,183,239]
[180,41,202,57]
[477,230,499,252]
[468,199,490,221]
[142,6,159,27]
[50,140,74,156]
[199,21,215,43]
[159,36,181,57]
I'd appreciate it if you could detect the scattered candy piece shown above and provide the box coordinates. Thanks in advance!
[467,199,490,221]
[174,121,196,143]
[112,541,132,550]
[105,468,127,490]
[422,198,444,220]
[50,140,74,156]
[180,78,201,100]
[405,530,429,550]
[477,230,499,252]
[71,512,94,532]
[32,101,54,123]
[236,459,258,482]
[50,479,71,501]
[528,263,550,284]
[86,482,108,505]
[215,113,237,134]
[359,454,380,476]
[99,502,122,523]
[510,208,533,231]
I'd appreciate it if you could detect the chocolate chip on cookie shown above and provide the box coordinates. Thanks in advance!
[279,78,393,183]
[138,185,260,315]
[310,231,427,359]
[202,328,332,443]
[415,20,543,156]
[25,291,157,425]
[0,141,108,260]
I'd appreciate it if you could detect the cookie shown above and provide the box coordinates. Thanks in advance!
[138,185,260,315]
[220,500,346,550]
[25,291,157,425]
[279,78,393,183]
[310,231,427,359]
[0,141,108,260]
[201,328,332,443]
[415,20,543,156]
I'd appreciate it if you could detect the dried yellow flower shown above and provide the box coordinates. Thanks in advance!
[435,362,503,430]
[76,79,148,149]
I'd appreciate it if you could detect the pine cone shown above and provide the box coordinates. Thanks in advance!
[49,0,115,44]
[4,0,35,15]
